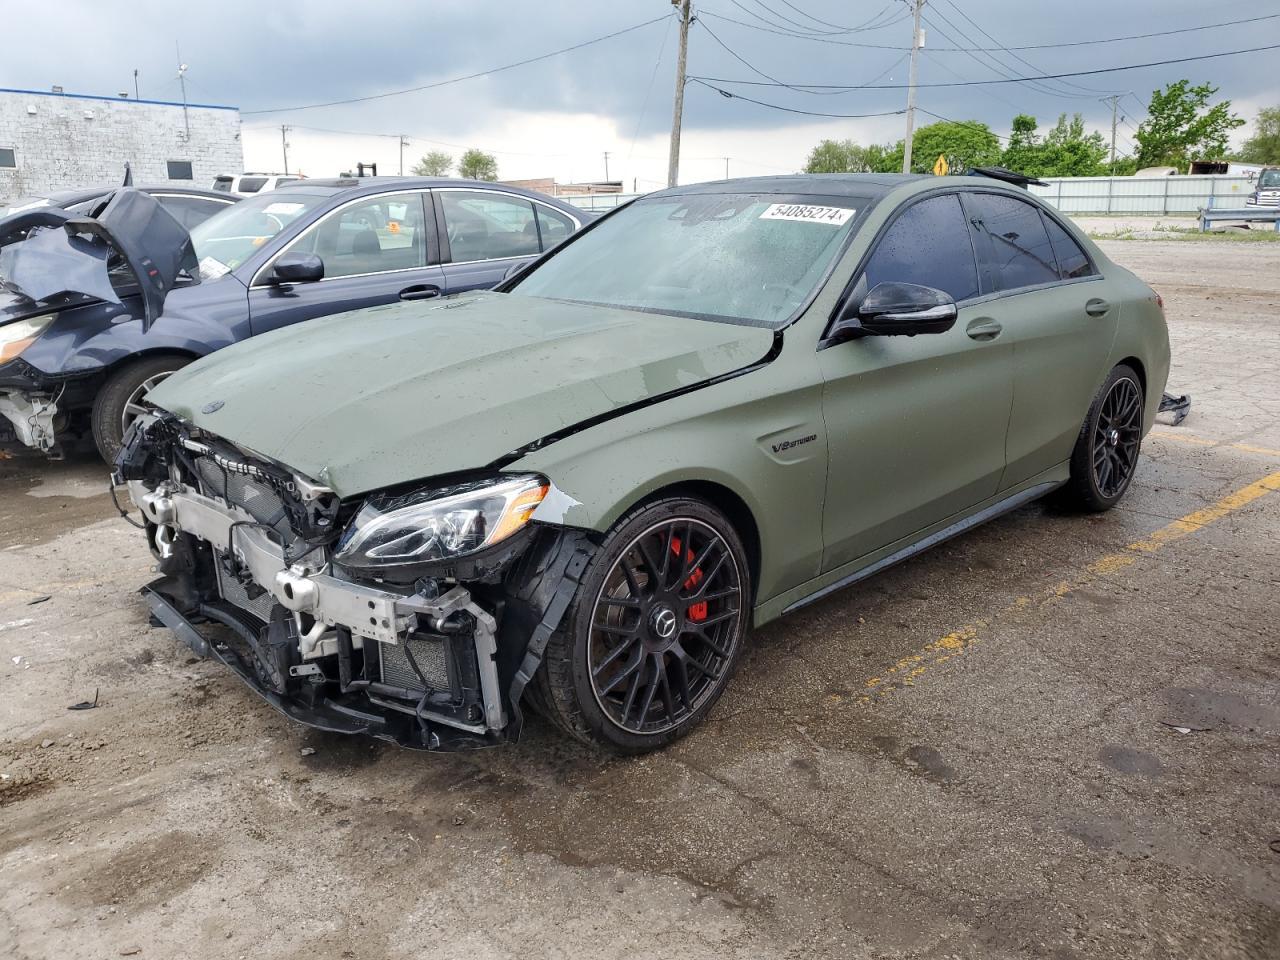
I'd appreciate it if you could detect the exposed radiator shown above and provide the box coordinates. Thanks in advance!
[379,635,450,692]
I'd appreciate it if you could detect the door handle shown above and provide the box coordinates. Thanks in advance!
[1085,297,1111,317]
[399,284,441,301]
[965,317,1002,341]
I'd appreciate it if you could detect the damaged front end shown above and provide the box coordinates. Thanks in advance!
[115,413,591,751]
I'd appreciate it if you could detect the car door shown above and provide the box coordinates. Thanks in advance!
[963,191,1117,489]
[435,189,565,294]
[818,191,1014,572]
[246,190,446,336]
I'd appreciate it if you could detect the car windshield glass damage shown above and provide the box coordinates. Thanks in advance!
[511,193,868,327]
[188,189,329,278]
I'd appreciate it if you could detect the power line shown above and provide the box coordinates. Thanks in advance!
[627,12,677,160]
[244,15,669,115]
[690,77,906,118]
[915,108,1011,143]
[697,17,889,94]
[697,9,1280,52]
[935,0,1116,99]
[688,41,1280,90]
[770,0,897,32]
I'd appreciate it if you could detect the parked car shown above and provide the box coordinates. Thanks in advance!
[0,185,238,230]
[0,177,587,459]
[117,173,1170,755]
[211,173,302,196]
[1246,167,1279,207]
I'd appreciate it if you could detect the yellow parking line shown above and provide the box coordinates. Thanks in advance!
[842,468,1280,705]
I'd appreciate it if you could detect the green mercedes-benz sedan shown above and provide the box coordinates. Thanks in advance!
[116,172,1169,754]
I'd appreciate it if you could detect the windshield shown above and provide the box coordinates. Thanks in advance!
[510,192,867,327]
[1259,170,1280,189]
[189,189,330,278]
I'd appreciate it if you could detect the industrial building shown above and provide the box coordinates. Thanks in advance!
[0,86,242,202]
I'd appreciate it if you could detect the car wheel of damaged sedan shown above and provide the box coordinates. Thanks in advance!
[534,499,749,753]
[116,171,1171,756]
[92,355,191,462]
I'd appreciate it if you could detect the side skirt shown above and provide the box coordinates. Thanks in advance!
[774,478,1064,619]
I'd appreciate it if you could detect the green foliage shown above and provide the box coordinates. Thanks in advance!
[1134,80,1244,170]
[803,139,893,173]
[910,121,1001,173]
[802,121,1000,177]
[1236,106,1280,164]
[457,148,499,181]
[999,114,1108,177]
[411,150,453,177]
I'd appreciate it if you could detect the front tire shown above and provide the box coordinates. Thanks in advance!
[1062,363,1144,512]
[91,356,190,463]
[532,497,750,754]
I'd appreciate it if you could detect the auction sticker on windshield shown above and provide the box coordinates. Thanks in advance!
[759,203,854,225]
[199,256,230,280]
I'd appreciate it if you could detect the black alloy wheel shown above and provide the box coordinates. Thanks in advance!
[1092,375,1143,498]
[1063,363,1144,512]
[587,517,744,735]
[529,497,750,753]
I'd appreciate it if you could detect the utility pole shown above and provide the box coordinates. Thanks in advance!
[133,69,140,101]
[667,0,692,188]
[280,125,291,175]
[399,135,410,175]
[603,151,611,180]
[901,0,924,174]
[723,156,730,179]
[1103,95,1120,175]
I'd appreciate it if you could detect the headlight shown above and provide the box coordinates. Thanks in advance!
[0,314,55,363]
[334,474,549,571]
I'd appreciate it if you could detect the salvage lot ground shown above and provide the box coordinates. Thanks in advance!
[1,240,1278,960]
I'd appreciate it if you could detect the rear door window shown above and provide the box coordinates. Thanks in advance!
[1041,214,1095,279]
[968,192,1059,291]
[440,191,542,262]
[861,193,981,302]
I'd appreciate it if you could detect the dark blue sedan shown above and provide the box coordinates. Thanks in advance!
[0,177,588,460]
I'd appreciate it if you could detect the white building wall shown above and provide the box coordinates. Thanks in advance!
[0,88,242,203]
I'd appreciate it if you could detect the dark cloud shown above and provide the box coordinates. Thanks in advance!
[3,0,1276,151]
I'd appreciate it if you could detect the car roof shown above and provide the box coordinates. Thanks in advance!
[38,185,236,204]
[273,176,580,208]
[651,174,933,201]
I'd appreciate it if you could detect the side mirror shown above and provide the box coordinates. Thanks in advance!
[271,253,324,284]
[832,281,957,339]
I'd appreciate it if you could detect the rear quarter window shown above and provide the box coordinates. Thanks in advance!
[1042,215,1095,279]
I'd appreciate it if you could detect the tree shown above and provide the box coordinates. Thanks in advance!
[909,120,1001,174]
[1000,114,1108,178]
[411,150,452,176]
[1237,106,1280,164]
[1134,80,1243,170]
[803,139,893,173]
[457,148,498,181]
[1001,114,1043,175]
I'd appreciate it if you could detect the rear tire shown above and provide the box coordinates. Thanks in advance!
[1061,363,1144,512]
[91,356,190,463]
[532,497,750,754]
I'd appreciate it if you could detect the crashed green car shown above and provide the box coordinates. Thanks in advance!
[117,173,1170,754]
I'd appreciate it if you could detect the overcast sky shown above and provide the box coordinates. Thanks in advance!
[3,0,1277,187]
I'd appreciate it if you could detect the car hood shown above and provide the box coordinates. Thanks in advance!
[148,292,774,496]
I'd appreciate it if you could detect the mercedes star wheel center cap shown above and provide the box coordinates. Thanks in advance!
[650,605,678,641]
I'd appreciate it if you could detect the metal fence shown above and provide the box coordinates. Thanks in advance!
[1029,175,1255,215]
[562,192,642,212]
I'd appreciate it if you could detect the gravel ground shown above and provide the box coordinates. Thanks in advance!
[1,239,1277,960]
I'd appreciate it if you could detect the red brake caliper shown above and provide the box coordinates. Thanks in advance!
[670,537,707,622]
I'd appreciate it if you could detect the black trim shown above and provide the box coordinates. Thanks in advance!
[783,481,1061,615]
[487,329,784,468]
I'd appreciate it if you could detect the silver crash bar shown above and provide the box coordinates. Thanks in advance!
[129,481,505,733]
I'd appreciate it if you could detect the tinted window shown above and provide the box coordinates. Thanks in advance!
[862,194,979,302]
[0,147,15,168]
[298,192,427,279]
[237,177,268,194]
[968,193,1058,290]
[157,195,232,230]
[440,191,541,262]
[1042,215,1094,279]
[535,205,575,250]
[167,160,193,180]
[212,177,233,192]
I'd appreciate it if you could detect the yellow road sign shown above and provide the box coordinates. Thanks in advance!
[932,154,949,176]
